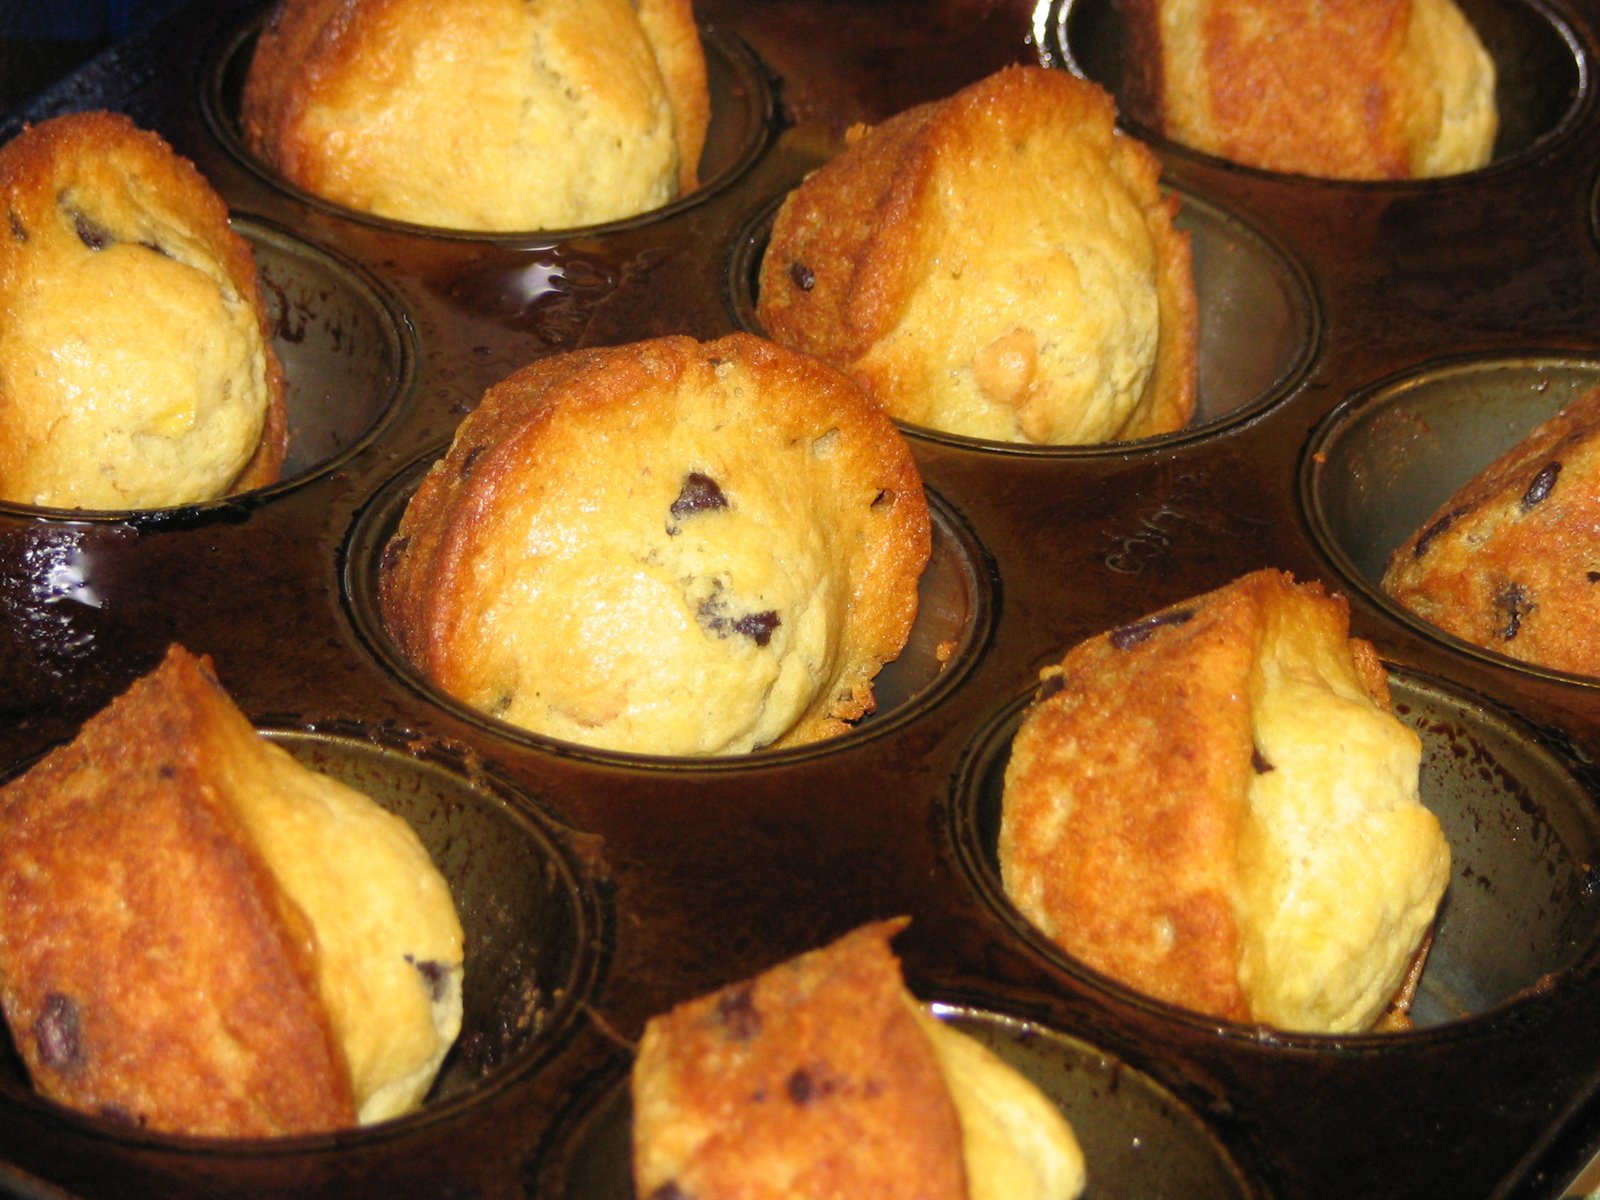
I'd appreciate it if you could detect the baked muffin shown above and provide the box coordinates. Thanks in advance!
[0,111,287,510]
[241,0,710,232]
[632,920,1087,1200]
[757,66,1196,446]
[1000,570,1450,1034]
[0,646,464,1136]
[1382,385,1600,675]
[1119,0,1497,179]
[379,333,931,756]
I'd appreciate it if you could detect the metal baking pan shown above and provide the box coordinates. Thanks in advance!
[4,0,1600,1196]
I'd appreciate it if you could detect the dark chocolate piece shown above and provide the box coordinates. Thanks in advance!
[34,993,83,1073]
[788,261,815,291]
[1108,608,1195,650]
[715,983,761,1041]
[1494,581,1535,641]
[1522,462,1562,509]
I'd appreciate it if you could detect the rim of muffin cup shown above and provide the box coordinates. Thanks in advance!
[947,663,1600,1048]
[0,724,608,1151]
[1302,351,1600,688]
[536,999,1261,1199]
[1043,0,1592,186]
[724,184,1321,456]
[201,14,777,244]
[0,216,416,525]
[341,449,997,769]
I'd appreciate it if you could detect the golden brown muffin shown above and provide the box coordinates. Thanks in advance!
[1382,385,1600,675]
[241,0,710,232]
[379,333,931,756]
[1000,570,1450,1033]
[1119,0,1497,179]
[0,646,464,1137]
[631,920,1086,1200]
[757,66,1196,446]
[0,111,287,510]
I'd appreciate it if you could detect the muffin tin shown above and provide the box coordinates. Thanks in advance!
[5,0,1600,1196]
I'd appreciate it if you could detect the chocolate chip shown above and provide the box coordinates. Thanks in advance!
[715,982,761,1041]
[34,993,83,1073]
[1588,572,1600,584]
[459,444,486,480]
[157,763,176,779]
[406,956,448,1002]
[788,261,815,291]
[70,210,113,251]
[1034,674,1066,703]
[1495,581,1535,641]
[731,611,780,647]
[1414,505,1469,558]
[698,597,781,646]
[787,1067,816,1105]
[1108,608,1195,650]
[1251,746,1275,773]
[8,210,25,242]
[670,472,728,521]
[647,1184,689,1200]
[1522,461,1562,509]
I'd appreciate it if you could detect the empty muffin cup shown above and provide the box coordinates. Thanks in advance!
[344,452,993,763]
[727,184,1316,452]
[543,1003,1258,1198]
[951,665,1600,1034]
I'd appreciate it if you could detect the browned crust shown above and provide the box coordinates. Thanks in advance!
[999,570,1385,1022]
[1382,384,1600,675]
[757,66,1197,441]
[1129,0,1420,179]
[631,919,969,1199]
[378,332,930,747]
[0,111,287,494]
[0,646,354,1136]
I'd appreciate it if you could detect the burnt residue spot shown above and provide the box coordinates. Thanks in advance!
[458,445,487,481]
[1034,674,1066,703]
[715,983,761,1041]
[788,261,815,291]
[405,955,448,1002]
[1495,581,1535,641]
[699,597,781,647]
[8,210,25,242]
[670,472,728,523]
[380,536,409,574]
[647,1184,689,1200]
[1522,461,1562,510]
[1414,505,1469,557]
[34,993,83,1073]
[1109,608,1195,651]
[70,210,114,251]
[1251,746,1275,773]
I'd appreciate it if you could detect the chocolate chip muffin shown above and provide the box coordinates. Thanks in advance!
[1000,570,1450,1033]
[378,333,931,756]
[1382,384,1600,675]
[632,920,1087,1200]
[758,66,1197,446]
[0,111,287,510]
[242,0,710,232]
[1119,0,1497,179]
[0,646,464,1136]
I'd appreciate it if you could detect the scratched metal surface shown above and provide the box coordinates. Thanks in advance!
[3,1,1600,1197]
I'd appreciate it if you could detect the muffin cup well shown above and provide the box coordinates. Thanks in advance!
[343,452,994,766]
[203,14,775,241]
[1048,0,1587,180]
[726,184,1317,453]
[950,666,1600,1037]
[0,218,413,523]
[0,726,605,1138]
[543,1004,1259,1198]
[1303,354,1600,680]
